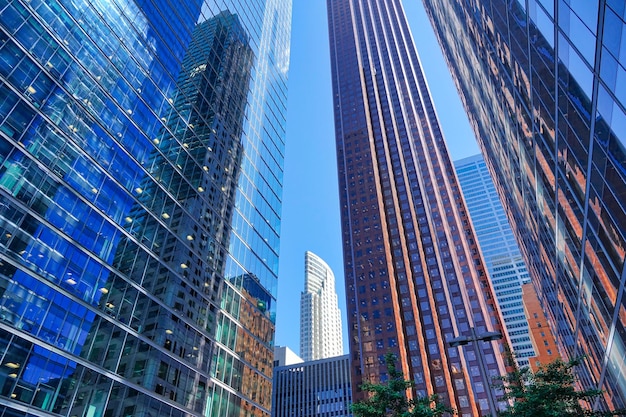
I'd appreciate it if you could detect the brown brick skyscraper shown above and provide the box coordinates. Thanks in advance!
[327,0,508,415]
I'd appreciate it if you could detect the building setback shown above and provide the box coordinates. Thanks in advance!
[0,1,290,416]
[300,251,343,361]
[327,0,508,415]
[455,154,535,367]
[272,354,352,417]
[420,0,626,410]
[274,346,304,368]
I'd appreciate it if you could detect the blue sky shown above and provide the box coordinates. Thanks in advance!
[275,0,481,357]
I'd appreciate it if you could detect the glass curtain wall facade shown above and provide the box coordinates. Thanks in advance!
[0,0,291,416]
[455,154,534,367]
[327,0,508,415]
[521,282,561,371]
[420,0,626,410]
[300,251,343,362]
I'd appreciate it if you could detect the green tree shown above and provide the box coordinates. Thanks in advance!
[350,353,454,417]
[497,357,624,417]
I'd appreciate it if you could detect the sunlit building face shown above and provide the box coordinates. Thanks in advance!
[300,251,343,362]
[420,0,626,410]
[327,0,508,415]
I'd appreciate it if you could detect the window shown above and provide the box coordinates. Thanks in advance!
[133,360,146,377]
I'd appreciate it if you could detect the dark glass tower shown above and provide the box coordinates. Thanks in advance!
[327,0,508,415]
[0,1,290,416]
[420,0,626,410]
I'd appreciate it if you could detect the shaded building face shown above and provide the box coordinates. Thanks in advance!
[327,0,508,415]
[0,0,290,416]
[420,0,626,410]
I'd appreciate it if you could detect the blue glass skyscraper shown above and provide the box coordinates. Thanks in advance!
[0,0,291,416]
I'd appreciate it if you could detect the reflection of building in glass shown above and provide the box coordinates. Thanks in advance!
[72,12,253,417]
[0,0,290,415]
[300,251,343,361]
[521,283,561,372]
[327,0,508,415]
[272,353,352,417]
[455,154,534,367]
[421,0,626,410]
[213,272,276,416]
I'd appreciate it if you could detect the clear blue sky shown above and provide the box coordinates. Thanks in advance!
[275,0,481,357]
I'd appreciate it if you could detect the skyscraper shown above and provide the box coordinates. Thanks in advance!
[420,0,626,410]
[455,154,534,367]
[327,0,508,415]
[0,1,290,416]
[300,251,343,361]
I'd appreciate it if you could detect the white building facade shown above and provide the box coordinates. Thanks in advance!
[455,154,535,366]
[274,346,304,367]
[300,251,343,361]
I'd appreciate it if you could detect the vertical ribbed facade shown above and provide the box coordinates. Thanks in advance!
[420,0,626,411]
[271,354,352,417]
[300,251,343,361]
[455,154,535,367]
[327,0,508,415]
[0,0,290,416]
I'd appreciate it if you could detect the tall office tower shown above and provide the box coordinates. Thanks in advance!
[327,0,508,415]
[271,354,353,417]
[300,251,343,361]
[0,1,290,416]
[420,0,626,410]
[455,154,534,367]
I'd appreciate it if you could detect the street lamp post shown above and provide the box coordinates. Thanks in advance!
[448,328,502,417]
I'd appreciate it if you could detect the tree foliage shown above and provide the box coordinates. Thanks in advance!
[497,357,625,417]
[350,353,453,417]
